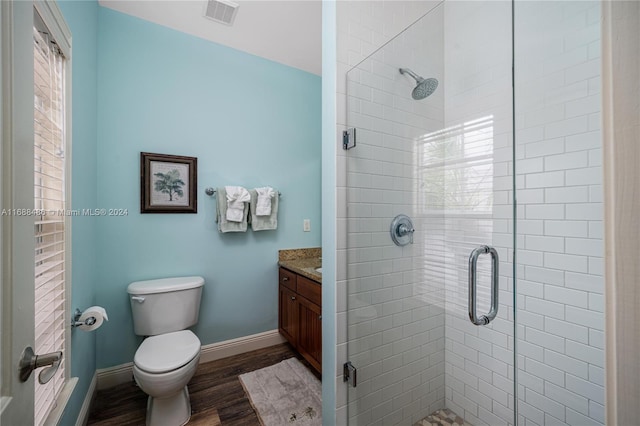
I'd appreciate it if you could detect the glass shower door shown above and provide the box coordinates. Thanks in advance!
[343,1,514,425]
[513,1,606,425]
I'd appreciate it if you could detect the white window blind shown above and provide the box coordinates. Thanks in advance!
[33,26,66,426]
[418,115,494,215]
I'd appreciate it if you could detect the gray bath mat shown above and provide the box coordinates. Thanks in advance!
[239,358,322,426]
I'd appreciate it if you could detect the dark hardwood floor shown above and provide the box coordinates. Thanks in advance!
[87,343,319,426]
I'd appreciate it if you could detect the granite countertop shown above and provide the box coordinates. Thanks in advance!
[278,247,322,283]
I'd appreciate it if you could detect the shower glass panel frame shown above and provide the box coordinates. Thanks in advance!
[344,1,515,425]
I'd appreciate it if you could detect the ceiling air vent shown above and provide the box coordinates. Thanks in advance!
[204,0,239,26]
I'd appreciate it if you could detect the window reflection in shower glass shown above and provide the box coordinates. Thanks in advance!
[418,116,494,215]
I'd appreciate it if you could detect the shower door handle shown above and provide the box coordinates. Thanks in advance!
[468,246,499,326]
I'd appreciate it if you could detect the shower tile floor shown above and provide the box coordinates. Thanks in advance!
[414,408,472,426]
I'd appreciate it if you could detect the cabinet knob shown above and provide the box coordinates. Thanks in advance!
[318,315,322,320]
[291,296,296,300]
[282,277,289,281]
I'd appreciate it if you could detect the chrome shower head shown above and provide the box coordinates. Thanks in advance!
[412,77,438,100]
[399,67,439,100]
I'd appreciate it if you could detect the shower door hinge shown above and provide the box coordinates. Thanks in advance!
[343,361,357,387]
[342,128,356,150]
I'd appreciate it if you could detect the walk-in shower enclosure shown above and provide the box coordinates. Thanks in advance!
[341,1,604,425]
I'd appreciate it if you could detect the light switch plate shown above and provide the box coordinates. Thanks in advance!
[303,219,311,232]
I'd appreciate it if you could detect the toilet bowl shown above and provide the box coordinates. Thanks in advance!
[133,331,201,426]
[127,276,205,426]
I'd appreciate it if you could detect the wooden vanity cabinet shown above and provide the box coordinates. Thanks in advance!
[278,267,322,373]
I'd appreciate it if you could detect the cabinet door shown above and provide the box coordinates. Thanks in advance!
[279,284,298,347]
[298,296,322,373]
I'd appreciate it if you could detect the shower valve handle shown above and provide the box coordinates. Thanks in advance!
[390,215,415,246]
[398,224,415,243]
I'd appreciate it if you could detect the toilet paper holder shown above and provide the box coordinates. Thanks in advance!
[71,308,97,328]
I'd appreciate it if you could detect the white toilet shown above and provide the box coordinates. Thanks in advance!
[127,276,205,426]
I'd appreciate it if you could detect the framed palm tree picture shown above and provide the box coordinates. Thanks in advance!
[140,152,197,213]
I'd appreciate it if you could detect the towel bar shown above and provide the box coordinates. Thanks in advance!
[205,187,281,197]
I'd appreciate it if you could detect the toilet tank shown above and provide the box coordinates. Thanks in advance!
[127,276,204,336]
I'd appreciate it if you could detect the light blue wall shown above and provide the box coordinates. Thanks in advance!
[95,7,322,368]
[58,0,99,424]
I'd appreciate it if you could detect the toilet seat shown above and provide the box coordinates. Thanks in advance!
[134,330,200,374]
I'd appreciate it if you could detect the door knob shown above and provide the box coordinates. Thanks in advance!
[18,346,63,384]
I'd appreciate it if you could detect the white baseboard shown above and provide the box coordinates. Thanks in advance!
[96,362,134,391]
[75,373,96,426]
[199,329,286,364]
[96,329,285,390]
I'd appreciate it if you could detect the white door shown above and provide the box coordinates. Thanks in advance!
[1,1,67,423]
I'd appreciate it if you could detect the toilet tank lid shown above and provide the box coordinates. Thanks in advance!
[127,276,204,295]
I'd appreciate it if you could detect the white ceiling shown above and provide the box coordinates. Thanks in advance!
[99,0,322,76]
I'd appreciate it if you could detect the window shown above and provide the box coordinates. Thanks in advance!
[418,115,494,216]
[33,16,67,426]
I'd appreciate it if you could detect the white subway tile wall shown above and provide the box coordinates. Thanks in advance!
[336,2,442,423]
[339,2,445,425]
[337,1,604,425]
[515,1,604,425]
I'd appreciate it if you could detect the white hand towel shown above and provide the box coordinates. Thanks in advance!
[216,187,248,233]
[249,189,279,231]
[255,187,275,216]
[225,186,250,222]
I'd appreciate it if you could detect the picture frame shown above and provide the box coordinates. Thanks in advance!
[140,152,197,213]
